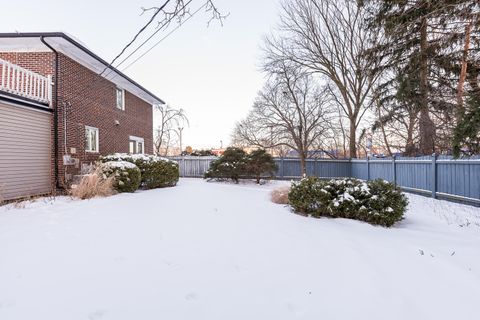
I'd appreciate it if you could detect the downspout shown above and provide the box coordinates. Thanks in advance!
[40,36,63,191]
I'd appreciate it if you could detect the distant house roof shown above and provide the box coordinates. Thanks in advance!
[0,32,165,105]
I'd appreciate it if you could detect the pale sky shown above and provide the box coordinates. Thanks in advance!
[0,0,281,149]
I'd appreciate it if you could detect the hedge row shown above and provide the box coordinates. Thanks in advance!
[288,177,408,227]
[100,161,141,193]
[100,153,179,193]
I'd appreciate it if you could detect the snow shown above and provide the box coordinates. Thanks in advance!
[101,153,176,164]
[0,178,479,320]
[101,160,138,170]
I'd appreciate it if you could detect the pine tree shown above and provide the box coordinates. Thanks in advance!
[366,1,444,155]
[366,0,480,155]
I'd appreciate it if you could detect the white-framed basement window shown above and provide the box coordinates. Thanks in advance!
[129,136,144,154]
[85,126,99,153]
[116,87,125,110]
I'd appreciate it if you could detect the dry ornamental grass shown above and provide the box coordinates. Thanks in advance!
[70,167,115,200]
[270,186,291,205]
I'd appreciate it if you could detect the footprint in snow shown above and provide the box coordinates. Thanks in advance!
[88,309,107,320]
[185,293,198,301]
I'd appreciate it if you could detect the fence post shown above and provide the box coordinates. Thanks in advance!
[314,157,318,177]
[392,155,397,185]
[281,157,285,179]
[366,156,370,181]
[431,153,437,199]
[180,157,184,178]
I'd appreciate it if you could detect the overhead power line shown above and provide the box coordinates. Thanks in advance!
[104,0,195,77]
[121,2,208,73]
[100,0,172,76]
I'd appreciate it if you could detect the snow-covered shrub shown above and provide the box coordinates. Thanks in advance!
[246,149,278,183]
[288,177,408,227]
[204,147,248,183]
[204,148,277,183]
[138,157,179,189]
[100,154,179,189]
[100,161,141,193]
[70,167,115,200]
[270,186,290,204]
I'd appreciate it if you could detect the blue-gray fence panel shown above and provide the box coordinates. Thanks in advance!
[169,156,480,205]
[437,160,480,199]
[395,161,431,193]
[369,160,394,182]
[351,160,367,180]
[170,157,216,178]
[276,158,302,178]
[315,160,351,178]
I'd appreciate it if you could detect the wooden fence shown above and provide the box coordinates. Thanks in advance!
[169,155,480,206]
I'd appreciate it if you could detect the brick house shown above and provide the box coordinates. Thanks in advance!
[0,32,164,201]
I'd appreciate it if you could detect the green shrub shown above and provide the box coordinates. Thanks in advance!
[139,157,179,189]
[204,147,248,183]
[204,148,278,183]
[101,154,179,189]
[100,161,141,193]
[288,177,408,227]
[246,149,278,183]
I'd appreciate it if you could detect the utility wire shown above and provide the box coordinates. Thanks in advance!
[104,0,194,78]
[121,2,207,73]
[100,0,172,76]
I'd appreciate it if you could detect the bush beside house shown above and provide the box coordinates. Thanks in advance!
[288,177,408,227]
[101,153,179,189]
[100,161,142,193]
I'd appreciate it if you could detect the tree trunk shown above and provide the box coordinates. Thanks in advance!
[404,111,417,156]
[349,117,357,158]
[299,152,307,176]
[418,17,435,155]
[456,21,472,121]
[377,101,392,156]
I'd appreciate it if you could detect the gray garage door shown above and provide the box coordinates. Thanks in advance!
[0,101,52,201]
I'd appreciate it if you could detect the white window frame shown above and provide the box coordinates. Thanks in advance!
[116,87,125,110]
[85,126,99,153]
[129,135,145,154]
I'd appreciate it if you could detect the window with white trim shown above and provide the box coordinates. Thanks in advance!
[85,126,99,152]
[129,136,144,154]
[116,88,125,110]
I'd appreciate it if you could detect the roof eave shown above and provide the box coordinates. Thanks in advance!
[0,32,165,105]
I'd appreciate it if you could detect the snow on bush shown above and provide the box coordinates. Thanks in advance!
[204,147,248,183]
[204,147,277,183]
[100,161,141,193]
[100,153,179,189]
[288,177,408,227]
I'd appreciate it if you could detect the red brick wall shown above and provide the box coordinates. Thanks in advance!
[1,51,154,189]
[57,54,153,186]
[0,52,55,76]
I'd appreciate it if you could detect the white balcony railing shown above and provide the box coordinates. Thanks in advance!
[0,58,52,106]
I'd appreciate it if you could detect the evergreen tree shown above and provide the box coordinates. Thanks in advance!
[453,95,480,157]
[246,149,278,184]
[204,148,248,183]
[365,0,479,155]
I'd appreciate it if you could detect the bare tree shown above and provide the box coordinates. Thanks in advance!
[232,62,334,175]
[154,105,189,156]
[263,0,381,158]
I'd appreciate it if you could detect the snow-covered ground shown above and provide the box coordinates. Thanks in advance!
[0,178,479,320]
